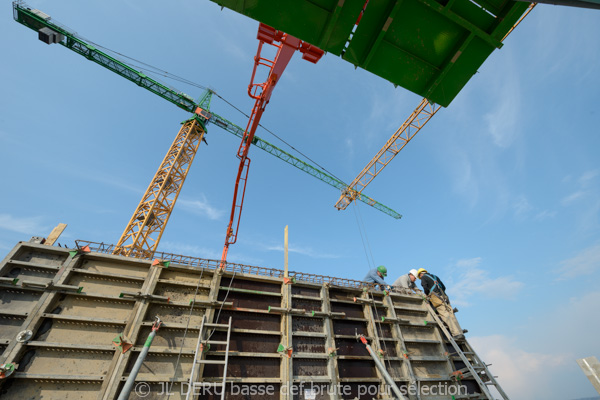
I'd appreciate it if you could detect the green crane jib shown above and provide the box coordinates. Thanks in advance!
[13,1,401,219]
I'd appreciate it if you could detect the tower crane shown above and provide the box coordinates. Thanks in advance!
[334,4,535,212]
[13,2,401,260]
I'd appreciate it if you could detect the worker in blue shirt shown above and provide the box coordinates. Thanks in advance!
[363,265,391,290]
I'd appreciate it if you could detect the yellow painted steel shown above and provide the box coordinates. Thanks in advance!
[335,98,440,210]
[113,119,205,258]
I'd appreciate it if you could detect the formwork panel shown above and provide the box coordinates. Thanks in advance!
[292,383,330,400]
[18,347,113,376]
[331,302,364,319]
[159,268,214,285]
[153,282,209,302]
[328,289,357,301]
[341,382,381,399]
[375,323,393,338]
[293,358,328,376]
[292,316,323,333]
[13,249,67,266]
[291,286,320,297]
[135,326,199,349]
[127,353,194,378]
[221,277,282,294]
[50,294,134,319]
[399,325,439,341]
[411,361,448,378]
[0,241,506,399]
[219,291,280,310]
[202,384,281,400]
[65,273,142,296]
[406,341,443,357]
[0,288,41,314]
[336,338,367,357]
[0,315,26,340]
[292,336,326,353]
[203,356,280,378]
[291,298,322,311]
[379,342,398,357]
[0,380,102,400]
[4,265,57,282]
[386,361,404,379]
[338,359,377,378]
[217,310,281,331]
[145,303,205,326]
[79,258,149,278]
[211,331,280,353]
[333,319,368,336]
[35,319,124,345]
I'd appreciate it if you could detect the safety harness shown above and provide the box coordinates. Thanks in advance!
[423,273,447,301]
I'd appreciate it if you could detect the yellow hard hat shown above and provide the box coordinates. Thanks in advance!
[416,268,427,279]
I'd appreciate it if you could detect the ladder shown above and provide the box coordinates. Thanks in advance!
[425,303,509,400]
[187,315,233,400]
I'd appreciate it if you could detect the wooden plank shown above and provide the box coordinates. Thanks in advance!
[45,223,67,246]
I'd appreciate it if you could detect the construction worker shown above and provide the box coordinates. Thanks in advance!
[363,265,391,290]
[392,269,422,294]
[416,268,465,340]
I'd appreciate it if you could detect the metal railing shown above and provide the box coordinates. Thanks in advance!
[75,239,367,289]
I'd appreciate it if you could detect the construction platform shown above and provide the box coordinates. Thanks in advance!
[210,0,530,107]
[0,237,505,399]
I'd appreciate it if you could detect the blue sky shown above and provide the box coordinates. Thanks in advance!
[1,1,599,399]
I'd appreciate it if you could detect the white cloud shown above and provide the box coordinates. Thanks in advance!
[482,53,520,149]
[470,291,600,400]
[264,244,341,259]
[0,214,48,235]
[579,169,599,186]
[446,257,524,306]
[178,195,224,220]
[534,209,556,221]
[469,334,572,400]
[556,242,600,280]
[345,138,354,160]
[562,190,585,205]
[450,149,479,208]
[562,170,598,206]
[513,195,531,217]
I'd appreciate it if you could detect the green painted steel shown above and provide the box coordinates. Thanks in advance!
[13,2,401,219]
[13,3,198,114]
[210,0,529,107]
[207,110,402,219]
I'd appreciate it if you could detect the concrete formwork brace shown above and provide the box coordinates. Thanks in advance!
[361,291,391,397]
[383,295,420,395]
[189,268,224,384]
[101,255,164,400]
[321,285,341,400]
[281,271,293,400]
[0,242,77,373]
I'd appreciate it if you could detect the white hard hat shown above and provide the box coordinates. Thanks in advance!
[409,269,418,277]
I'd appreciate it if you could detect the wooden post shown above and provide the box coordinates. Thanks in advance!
[284,225,288,278]
[45,223,67,246]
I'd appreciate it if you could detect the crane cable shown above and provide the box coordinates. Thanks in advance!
[213,93,347,185]
[82,36,346,188]
[352,201,395,370]
[352,201,376,269]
